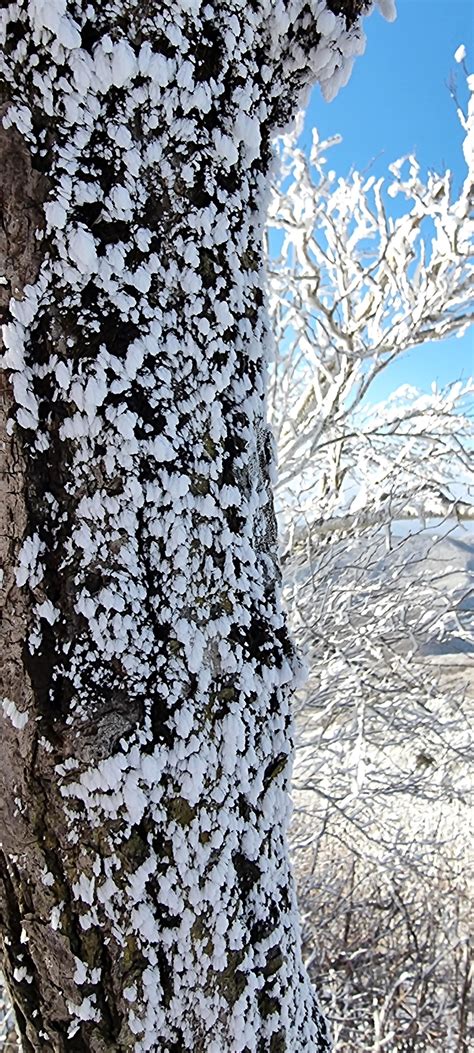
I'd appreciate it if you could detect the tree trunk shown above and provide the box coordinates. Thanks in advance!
[0,2,369,1049]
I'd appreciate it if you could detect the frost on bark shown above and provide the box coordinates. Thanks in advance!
[1,2,373,1050]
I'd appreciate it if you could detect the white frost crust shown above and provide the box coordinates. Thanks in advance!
[375,0,397,22]
[0,0,380,1048]
[15,533,45,588]
[2,697,29,730]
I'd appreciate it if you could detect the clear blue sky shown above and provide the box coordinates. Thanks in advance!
[300,0,474,402]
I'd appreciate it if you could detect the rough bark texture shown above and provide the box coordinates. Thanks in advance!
[1,2,369,1050]
[0,115,53,1051]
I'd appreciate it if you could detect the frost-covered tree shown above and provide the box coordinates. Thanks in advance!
[0,1,397,1049]
[267,51,473,732]
[267,53,474,1051]
[268,65,473,540]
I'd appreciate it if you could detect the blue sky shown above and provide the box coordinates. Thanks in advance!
[300,0,474,402]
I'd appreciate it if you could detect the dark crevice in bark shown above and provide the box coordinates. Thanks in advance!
[0,861,45,1049]
[327,0,371,26]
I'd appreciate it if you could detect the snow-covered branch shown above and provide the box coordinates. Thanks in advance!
[268,65,474,536]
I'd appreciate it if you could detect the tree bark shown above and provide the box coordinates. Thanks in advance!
[0,2,369,1049]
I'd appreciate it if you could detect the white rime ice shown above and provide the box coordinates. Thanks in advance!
[2,697,29,730]
[0,1,383,1050]
[375,0,397,22]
